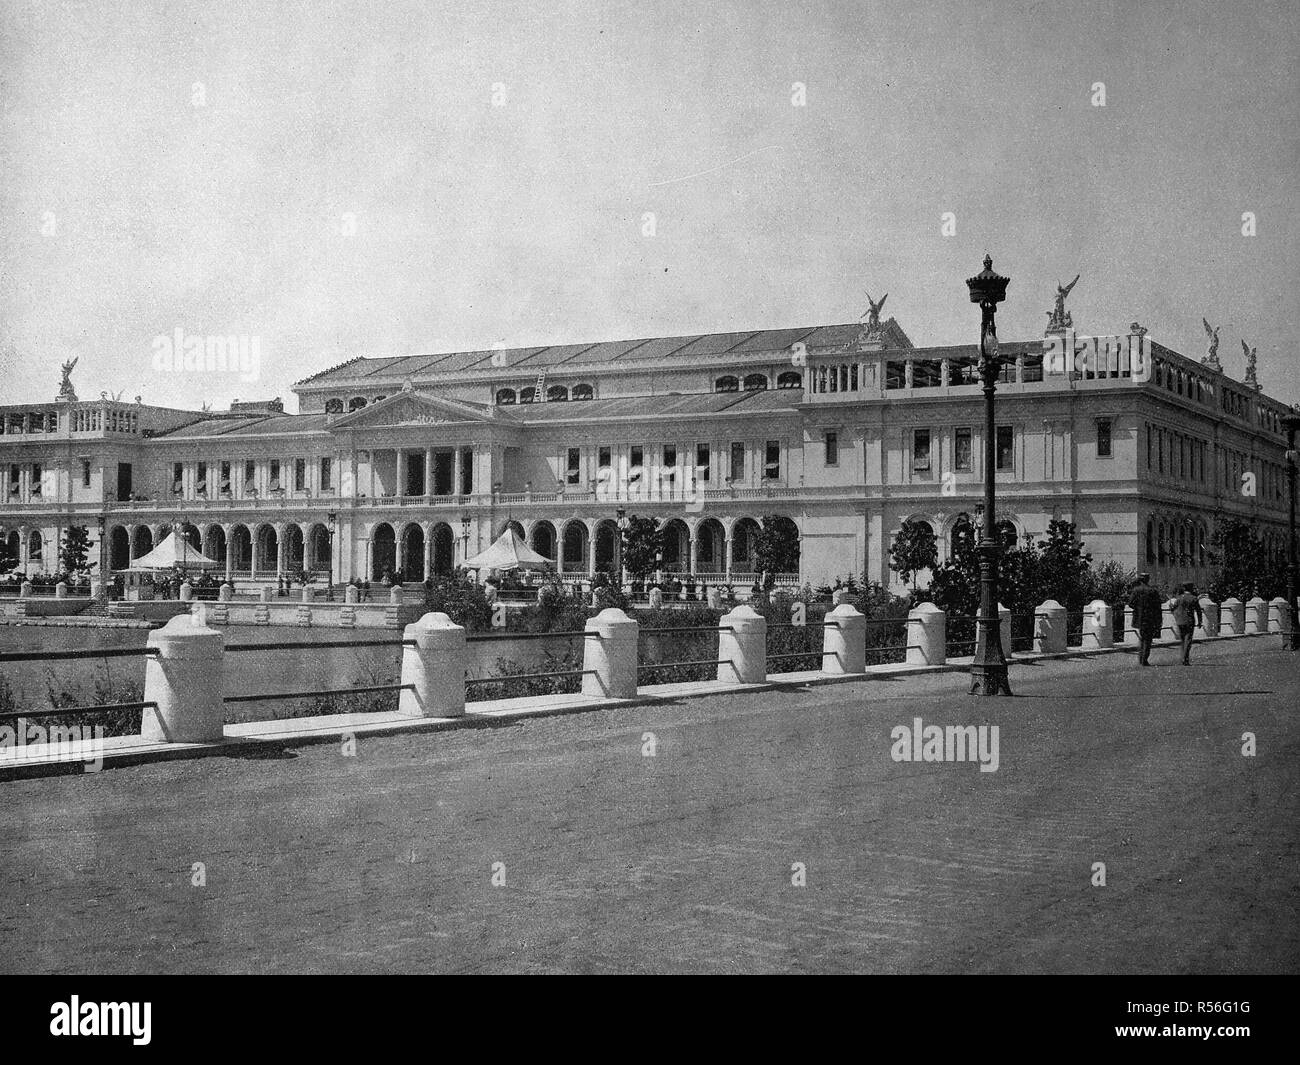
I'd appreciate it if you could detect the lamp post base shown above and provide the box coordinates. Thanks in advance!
[968,665,1013,696]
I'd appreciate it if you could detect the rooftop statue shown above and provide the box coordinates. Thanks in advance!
[1201,318,1221,369]
[1242,339,1260,390]
[860,290,888,342]
[58,356,78,401]
[1045,275,1079,332]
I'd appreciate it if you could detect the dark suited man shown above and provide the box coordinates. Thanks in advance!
[1166,582,1204,665]
[1128,573,1164,666]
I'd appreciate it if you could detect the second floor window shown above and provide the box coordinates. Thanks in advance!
[1096,418,1112,458]
[81,459,91,488]
[697,444,710,482]
[764,440,780,480]
[996,425,1014,471]
[730,442,745,482]
[824,431,838,466]
[598,446,611,473]
[172,462,183,493]
[269,460,281,491]
[566,447,580,485]
[319,458,331,491]
[955,427,972,472]
[912,429,931,472]
[295,458,306,491]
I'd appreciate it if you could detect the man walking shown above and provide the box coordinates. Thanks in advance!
[1128,573,1163,666]
[1167,582,1204,665]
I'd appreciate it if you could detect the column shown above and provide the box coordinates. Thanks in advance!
[425,447,434,498]
[225,531,234,581]
[275,524,286,578]
[724,534,734,578]
[689,534,698,576]
[453,447,463,497]
[904,359,914,388]
[396,449,407,497]
[423,524,433,578]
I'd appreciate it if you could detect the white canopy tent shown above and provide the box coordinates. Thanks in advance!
[464,528,553,571]
[127,531,223,570]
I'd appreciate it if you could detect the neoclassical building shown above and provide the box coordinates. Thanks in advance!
[1,308,1293,593]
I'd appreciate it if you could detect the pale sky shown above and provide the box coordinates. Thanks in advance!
[2,0,1297,409]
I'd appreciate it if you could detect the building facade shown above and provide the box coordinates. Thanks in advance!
[1,313,1293,593]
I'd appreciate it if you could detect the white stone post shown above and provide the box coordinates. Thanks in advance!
[648,586,664,609]
[973,603,1013,659]
[1221,597,1244,634]
[1124,605,1139,647]
[582,607,639,699]
[707,587,721,609]
[219,582,233,602]
[258,586,273,604]
[822,603,866,674]
[1197,597,1219,638]
[179,581,192,602]
[906,602,946,666]
[55,581,69,598]
[19,580,31,598]
[301,584,313,603]
[1245,596,1267,634]
[345,584,359,604]
[141,613,225,743]
[1271,597,1293,636]
[1033,599,1067,654]
[718,603,767,684]
[399,611,465,718]
[1083,599,1113,649]
[389,586,403,605]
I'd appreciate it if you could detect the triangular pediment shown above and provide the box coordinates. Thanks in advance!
[329,390,495,429]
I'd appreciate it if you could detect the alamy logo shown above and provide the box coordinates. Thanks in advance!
[890,717,1000,773]
[151,327,261,382]
[50,996,151,1045]
[1044,329,1152,381]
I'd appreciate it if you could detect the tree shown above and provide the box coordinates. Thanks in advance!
[1208,517,1281,601]
[1028,519,1093,612]
[60,525,91,573]
[754,515,801,584]
[889,518,938,593]
[0,536,17,575]
[620,515,663,580]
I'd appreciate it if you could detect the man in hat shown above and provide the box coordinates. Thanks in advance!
[1166,582,1204,665]
[1128,573,1163,666]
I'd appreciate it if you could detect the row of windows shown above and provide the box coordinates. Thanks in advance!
[904,426,1017,473]
[1145,518,1208,568]
[169,458,334,495]
[1153,359,1213,406]
[564,441,784,485]
[714,373,802,392]
[886,354,1045,389]
[1146,425,1207,483]
[496,384,594,405]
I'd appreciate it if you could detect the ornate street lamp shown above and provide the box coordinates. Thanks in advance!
[326,511,337,600]
[1282,407,1300,650]
[966,255,1012,696]
[615,506,629,587]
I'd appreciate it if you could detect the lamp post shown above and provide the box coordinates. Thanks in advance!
[1282,407,1300,650]
[326,511,337,600]
[966,254,1012,696]
[615,506,629,589]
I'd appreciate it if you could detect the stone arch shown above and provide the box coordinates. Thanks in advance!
[131,525,153,560]
[498,519,525,542]
[28,529,44,563]
[307,523,331,572]
[715,375,739,393]
[371,522,396,580]
[693,517,725,574]
[730,516,762,571]
[545,385,568,402]
[593,519,619,574]
[400,522,425,581]
[283,523,305,571]
[348,396,367,411]
[203,524,227,565]
[324,398,344,414]
[561,520,589,572]
[571,383,594,400]
[229,525,252,573]
[743,373,768,391]
[661,518,689,572]
[430,522,455,575]
[496,388,517,405]
[178,523,201,552]
[108,526,131,570]
[254,523,279,573]
[776,371,802,389]
[529,520,557,564]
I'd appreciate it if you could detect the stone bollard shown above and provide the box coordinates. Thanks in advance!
[219,582,233,602]
[1124,605,1140,647]
[398,612,465,718]
[973,603,1013,660]
[1270,596,1294,636]
[648,586,664,609]
[906,602,946,666]
[706,587,721,609]
[258,586,273,604]
[55,581,69,599]
[179,581,192,602]
[301,585,313,603]
[822,602,866,674]
[345,584,359,604]
[1197,597,1219,638]
[1083,599,1113,650]
[1159,603,1177,642]
[141,613,225,743]
[1033,600,1067,654]
[1245,597,1267,635]
[718,604,767,684]
[389,586,402,605]
[582,607,639,699]
[1220,597,1244,635]
[19,580,32,597]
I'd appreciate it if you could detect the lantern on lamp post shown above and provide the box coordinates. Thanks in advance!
[966,255,1013,696]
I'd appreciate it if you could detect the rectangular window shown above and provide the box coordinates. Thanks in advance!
[196,461,207,493]
[764,440,780,480]
[629,445,643,484]
[697,444,710,483]
[730,442,745,482]
[172,462,183,493]
[995,425,1014,471]
[1158,431,1164,474]
[319,457,331,490]
[1096,418,1112,458]
[31,463,42,496]
[824,431,839,467]
[598,445,611,472]
[955,427,972,472]
[912,428,931,472]
[565,447,581,485]
[81,459,91,487]
[269,460,281,490]
[663,444,677,474]
[245,459,256,491]
[294,458,306,491]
